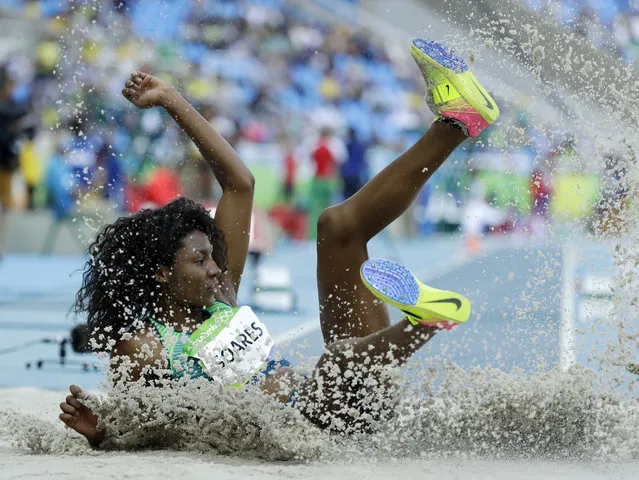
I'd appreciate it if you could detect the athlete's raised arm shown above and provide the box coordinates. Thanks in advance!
[122,71,254,295]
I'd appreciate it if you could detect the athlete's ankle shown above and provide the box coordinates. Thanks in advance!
[405,314,457,330]
[434,117,468,136]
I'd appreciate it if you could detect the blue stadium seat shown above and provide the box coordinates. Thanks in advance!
[290,65,322,94]
[217,55,261,83]
[0,0,21,10]
[246,0,284,7]
[585,0,621,26]
[131,0,192,41]
[340,101,373,142]
[209,1,244,20]
[522,0,544,12]
[366,61,398,88]
[39,0,68,17]
[275,87,303,111]
[556,0,580,28]
[181,43,208,65]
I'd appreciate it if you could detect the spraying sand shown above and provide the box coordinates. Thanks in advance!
[1,362,638,479]
[2,0,639,478]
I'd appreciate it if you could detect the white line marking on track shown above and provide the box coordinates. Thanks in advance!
[274,319,321,345]
[560,244,577,371]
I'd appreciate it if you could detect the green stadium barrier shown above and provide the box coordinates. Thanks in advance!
[252,163,601,223]
[478,171,532,213]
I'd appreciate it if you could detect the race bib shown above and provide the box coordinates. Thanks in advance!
[185,306,274,387]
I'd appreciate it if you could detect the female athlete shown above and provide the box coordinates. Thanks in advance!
[59,38,499,445]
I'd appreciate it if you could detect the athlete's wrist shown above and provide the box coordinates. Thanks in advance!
[87,427,106,449]
[158,87,183,110]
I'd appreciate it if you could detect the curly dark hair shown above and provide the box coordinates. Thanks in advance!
[74,197,228,350]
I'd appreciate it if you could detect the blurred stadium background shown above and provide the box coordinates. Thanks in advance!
[0,0,636,391]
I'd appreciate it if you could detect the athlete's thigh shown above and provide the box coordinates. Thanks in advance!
[316,237,391,345]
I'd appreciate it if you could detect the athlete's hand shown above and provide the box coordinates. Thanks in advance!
[122,71,171,109]
[59,384,105,447]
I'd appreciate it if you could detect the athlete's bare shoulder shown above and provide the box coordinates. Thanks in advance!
[111,324,166,384]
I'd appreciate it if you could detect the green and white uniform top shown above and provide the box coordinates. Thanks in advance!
[150,301,275,389]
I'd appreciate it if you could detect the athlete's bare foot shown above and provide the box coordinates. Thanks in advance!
[59,384,104,447]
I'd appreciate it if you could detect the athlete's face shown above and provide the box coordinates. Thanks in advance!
[157,230,222,307]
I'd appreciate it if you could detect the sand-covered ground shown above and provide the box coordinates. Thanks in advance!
[1,383,638,480]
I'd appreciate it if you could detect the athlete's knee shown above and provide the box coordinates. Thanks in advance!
[317,206,358,244]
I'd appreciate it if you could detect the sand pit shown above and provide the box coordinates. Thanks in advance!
[1,370,638,480]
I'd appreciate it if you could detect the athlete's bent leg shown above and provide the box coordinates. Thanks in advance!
[306,38,499,431]
[317,37,498,346]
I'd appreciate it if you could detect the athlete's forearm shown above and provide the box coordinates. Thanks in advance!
[159,88,254,191]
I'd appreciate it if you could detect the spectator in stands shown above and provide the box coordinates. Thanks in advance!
[529,159,554,237]
[94,144,126,213]
[45,141,79,221]
[308,126,346,239]
[19,126,41,210]
[340,127,369,200]
[43,140,120,254]
[3,0,620,245]
[0,66,29,258]
[66,116,100,190]
[280,134,297,204]
[126,157,183,213]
